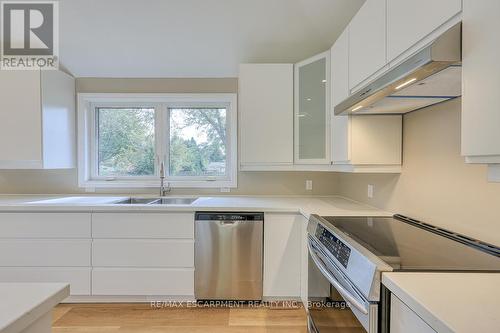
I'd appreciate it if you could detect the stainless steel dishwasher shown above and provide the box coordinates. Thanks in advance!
[195,212,263,300]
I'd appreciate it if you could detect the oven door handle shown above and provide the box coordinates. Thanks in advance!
[307,241,369,315]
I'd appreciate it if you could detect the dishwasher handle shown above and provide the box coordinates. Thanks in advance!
[219,220,237,226]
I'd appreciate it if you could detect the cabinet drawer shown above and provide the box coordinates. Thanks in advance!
[92,268,194,296]
[0,240,91,266]
[0,267,91,295]
[0,213,91,238]
[92,239,194,267]
[92,213,194,239]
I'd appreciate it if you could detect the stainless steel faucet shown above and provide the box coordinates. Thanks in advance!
[159,161,171,196]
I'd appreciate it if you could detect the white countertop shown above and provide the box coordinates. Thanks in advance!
[0,195,392,217]
[383,272,500,333]
[0,283,69,333]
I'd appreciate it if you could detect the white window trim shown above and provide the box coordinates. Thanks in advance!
[77,93,238,189]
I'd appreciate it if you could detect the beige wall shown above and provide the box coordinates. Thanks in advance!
[0,169,339,196]
[0,78,339,196]
[338,98,500,245]
[76,78,238,94]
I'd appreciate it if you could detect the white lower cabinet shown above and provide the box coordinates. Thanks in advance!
[299,215,309,306]
[92,212,194,239]
[0,211,196,299]
[92,268,194,296]
[0,212,92,297]
[92,239,194,267]
[391,295,436,333]
[0,267,91,295]
[263,213,303,298]
[0,211,309,300]
[0,239,91,267]
[0,213,91,238]
[91,212,195,298]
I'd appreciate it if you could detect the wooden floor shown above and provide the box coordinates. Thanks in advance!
[52,303,308,333]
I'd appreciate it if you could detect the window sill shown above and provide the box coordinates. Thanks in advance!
[79,179,237,189]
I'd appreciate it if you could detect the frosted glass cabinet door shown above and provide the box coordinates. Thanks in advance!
[294,51,330,164]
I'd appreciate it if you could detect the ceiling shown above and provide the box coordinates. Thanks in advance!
[59,0,364,78]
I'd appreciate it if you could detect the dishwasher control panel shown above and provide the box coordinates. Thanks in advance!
[195,212,264,221]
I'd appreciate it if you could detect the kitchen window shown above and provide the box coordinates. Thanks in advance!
[77,94,237,188]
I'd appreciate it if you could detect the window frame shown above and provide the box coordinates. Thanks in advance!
[164,102,232,182]
[77,93,238,189]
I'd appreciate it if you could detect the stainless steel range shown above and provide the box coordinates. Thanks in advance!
[306,214,500,333]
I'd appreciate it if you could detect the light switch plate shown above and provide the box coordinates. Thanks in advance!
[306,180,313,191]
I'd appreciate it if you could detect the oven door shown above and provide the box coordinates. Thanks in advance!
[307,236,379,333]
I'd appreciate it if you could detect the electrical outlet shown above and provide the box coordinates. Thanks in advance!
[306,180,313,191]
[367,184,374,198]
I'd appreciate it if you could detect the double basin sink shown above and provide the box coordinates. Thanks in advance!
[113,197,198,205]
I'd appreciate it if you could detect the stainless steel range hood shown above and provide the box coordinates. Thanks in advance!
[335,23,462,115]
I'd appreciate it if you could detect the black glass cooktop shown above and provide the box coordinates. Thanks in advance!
[320,215,500,271]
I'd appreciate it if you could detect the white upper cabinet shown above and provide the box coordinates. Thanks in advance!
[331,28,349,107]
[348,0,387,91]
[331,28,351,164]
[239,64,294,169]
[295,51,330,165]
[331,26,402,171]
[387,0,462,63]
[462,0,500,167]
[0,69,75,169]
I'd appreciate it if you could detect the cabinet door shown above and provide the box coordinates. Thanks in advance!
[299,215,308,306]
[331,28,349,107]
[41,70,76,169]
[462,0,500,162]
[331,114,350,163]
[349,0,387,90]
[0,70,42,168]
[263,214,302,298]
[387,0,462,63]
[295,51,330,164]
[391,295,436,333]
[331,28,351,163]
[239,64,293,167]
